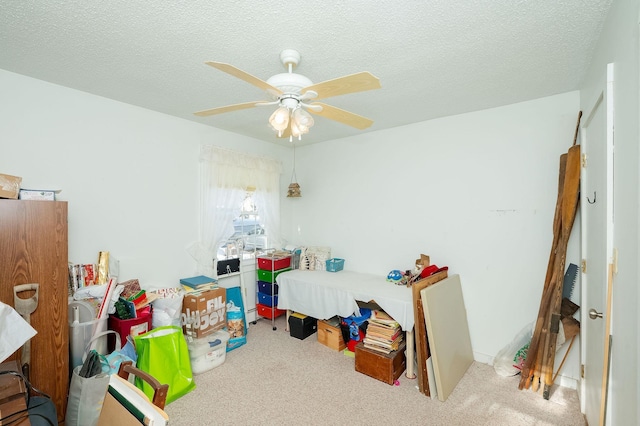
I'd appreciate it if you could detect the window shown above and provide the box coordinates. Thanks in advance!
[217,192,269,261]
[187,145,282,278]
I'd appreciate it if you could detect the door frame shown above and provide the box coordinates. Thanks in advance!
[579,62,615,425]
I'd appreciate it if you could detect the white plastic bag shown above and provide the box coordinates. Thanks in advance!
[150,287,185,328]
[0,302,37,363]
[493,322,534,377]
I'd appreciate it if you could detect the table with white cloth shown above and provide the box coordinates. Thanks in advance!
[276,269,416,379]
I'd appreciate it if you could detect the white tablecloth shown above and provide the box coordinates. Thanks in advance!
[276,269,414,331]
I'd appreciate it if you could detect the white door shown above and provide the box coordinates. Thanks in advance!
[580,63,615,426]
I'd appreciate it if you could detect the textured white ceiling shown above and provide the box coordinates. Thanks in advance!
[0,1,613,146]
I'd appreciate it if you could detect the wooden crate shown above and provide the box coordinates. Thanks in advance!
[0,361,29,426]
[355,341,406,385]
[317,319,346,351]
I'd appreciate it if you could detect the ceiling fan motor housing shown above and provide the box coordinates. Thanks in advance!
[266,73,313,95]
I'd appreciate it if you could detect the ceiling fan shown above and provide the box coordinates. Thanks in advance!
[194,49,381,141]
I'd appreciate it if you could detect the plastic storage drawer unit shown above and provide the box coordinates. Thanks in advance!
[256,303,285,319]
[257,292,278,307]
[257,268,291,283]
[257,255,292,271]
[257,280,279,295]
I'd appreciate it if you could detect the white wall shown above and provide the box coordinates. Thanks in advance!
[579,0,640,423]
[0,69,285,289]
[0,68,585,385]
[286,92,581,375]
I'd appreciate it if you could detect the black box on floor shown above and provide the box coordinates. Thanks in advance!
[288,312,317,340]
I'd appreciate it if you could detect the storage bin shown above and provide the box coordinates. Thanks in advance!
[317,318,346,351]
[257,255,291,271]
[257,267,291,283]
[326,258,345,272]
[256,303,285,319]
[257,292,278,307]
[68,299,109,370]
[187,329,230,374]
[108,306,153,349]
[68,317,108,371]
[288,313,317,340]
[257,280,278,295]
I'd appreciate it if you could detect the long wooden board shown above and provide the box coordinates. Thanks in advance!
[421,274,474,402]
[412,270,448,396]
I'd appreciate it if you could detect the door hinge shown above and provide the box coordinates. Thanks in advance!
[581,364,585,378]
[581,259,587,273]
[612,248,618,274]
[582,153,588,168]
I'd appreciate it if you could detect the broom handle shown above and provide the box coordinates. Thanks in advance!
[572,111,582,146]
[552,335,576,383]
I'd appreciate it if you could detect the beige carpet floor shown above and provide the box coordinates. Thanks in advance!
[164,316,586,425]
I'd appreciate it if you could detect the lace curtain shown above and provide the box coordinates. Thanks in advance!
[187,145,283,277]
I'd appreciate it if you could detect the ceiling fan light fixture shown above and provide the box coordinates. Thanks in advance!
[269,106,290,132]
[290,116,310,141]
[197,49,380,140]
[293,107,314,130]
[290,120,302,140]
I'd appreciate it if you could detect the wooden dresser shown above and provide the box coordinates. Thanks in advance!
[0,200,69,423]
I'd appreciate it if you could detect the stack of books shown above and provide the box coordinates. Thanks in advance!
[179,275,218,294]
[362,310,404,354]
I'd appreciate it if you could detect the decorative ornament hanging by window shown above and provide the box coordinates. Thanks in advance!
[287,143,301,198]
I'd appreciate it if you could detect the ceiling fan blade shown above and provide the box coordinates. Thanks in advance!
[309,102,374,130]
[205,61,283,96]
[194,101,261,117]
[302,72,381,100]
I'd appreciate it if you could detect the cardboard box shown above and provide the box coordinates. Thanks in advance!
[181,287,226,338]
[288,312,317,340]
[354,341,406,385]
[0,174,21,199]
[97,374,168,426]
[317,317,346,351]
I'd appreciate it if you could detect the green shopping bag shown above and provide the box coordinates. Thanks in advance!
[133,325,196,404]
